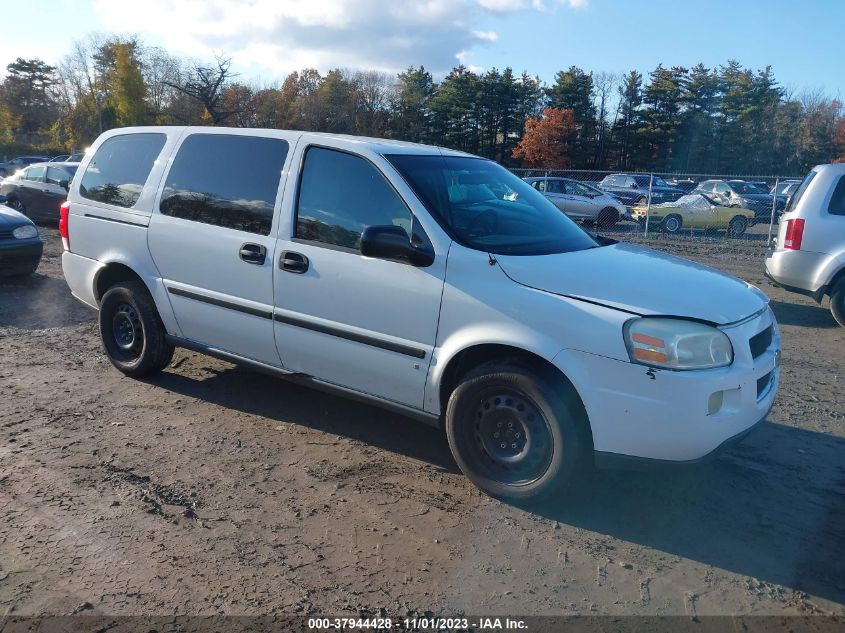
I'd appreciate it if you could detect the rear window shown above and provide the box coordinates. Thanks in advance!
[80,133,166,208]
[159,134,289,236]
[828,176,845,216]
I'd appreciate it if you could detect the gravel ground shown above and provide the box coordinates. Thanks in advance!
[1,227,843,618]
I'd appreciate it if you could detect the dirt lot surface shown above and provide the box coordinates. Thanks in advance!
[1,228,843,618]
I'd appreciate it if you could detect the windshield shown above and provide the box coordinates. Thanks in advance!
[634,175,670,188]
[729,181,769,195]
[385,155,598,256]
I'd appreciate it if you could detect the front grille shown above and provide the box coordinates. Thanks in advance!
[757,371,774,399]
[0,229,13,240]
[749,325,773,359]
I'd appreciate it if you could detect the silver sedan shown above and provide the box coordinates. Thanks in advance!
[524,176,630,227]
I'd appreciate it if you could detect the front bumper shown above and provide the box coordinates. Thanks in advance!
[0,239,43,276]
[553,308,780,462]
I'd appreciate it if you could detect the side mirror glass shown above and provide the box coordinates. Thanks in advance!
[0,194,7,204]
[60,180,69,191]
[360,225,434,267]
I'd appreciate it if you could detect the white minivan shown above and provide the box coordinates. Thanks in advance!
[61,127,781,502]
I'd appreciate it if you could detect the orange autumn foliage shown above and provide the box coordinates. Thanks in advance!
[512,107,577,168]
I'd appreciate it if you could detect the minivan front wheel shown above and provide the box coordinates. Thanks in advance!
[830,279,845,328]
[445,362,589,503]
[99,280,174,377]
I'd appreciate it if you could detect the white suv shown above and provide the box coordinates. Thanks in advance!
[61,127,781,502]
[765,164,845,327]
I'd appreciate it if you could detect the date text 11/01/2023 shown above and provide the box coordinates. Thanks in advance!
[307,617,528,630]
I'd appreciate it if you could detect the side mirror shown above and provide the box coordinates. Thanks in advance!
[360,225,434,267]
[631,183,639,189]
[0,194,7,204]
[60,180,69,191]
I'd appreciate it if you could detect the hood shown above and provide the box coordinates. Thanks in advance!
[0,203,30,228]
[496,242,767,325]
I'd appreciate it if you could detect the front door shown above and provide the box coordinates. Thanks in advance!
[272,145,447,409]
[147,131,294,366]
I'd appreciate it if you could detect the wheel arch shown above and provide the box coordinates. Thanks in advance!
[436,342,593,450]
[93,261,150,303]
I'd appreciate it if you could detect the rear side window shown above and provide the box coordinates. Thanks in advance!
[296,147,412,250]
[159,134,288,236]
[827,176,845,216]
[80,134,165,208]
[786,170,817,213]
[46,166,74,186]
[23,166,45,182]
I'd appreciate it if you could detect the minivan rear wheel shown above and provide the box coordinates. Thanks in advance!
[830,279,845,328]
[99,280,174,377]
[445,361,589,503]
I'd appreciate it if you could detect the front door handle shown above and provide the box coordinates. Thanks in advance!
[239,243,266,265]
[279,251,309,274]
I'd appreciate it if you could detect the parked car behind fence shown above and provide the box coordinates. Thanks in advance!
[523,176,629,226]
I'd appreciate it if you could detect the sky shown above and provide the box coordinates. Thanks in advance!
[1,0,842,98]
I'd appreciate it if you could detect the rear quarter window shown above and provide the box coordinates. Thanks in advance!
[80,133,167,208]
[827,176,845,216]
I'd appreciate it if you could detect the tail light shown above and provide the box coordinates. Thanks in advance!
[783,218,804,250]
[59,201,70,251]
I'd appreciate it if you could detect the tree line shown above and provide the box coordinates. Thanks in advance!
[1,33,843,175]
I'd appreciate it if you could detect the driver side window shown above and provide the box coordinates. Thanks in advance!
[296,147,412,250]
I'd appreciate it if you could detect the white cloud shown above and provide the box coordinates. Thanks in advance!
[472,30,499,42]
[93,0,586,78]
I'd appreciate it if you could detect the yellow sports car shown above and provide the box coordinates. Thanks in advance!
[631,193,755,236]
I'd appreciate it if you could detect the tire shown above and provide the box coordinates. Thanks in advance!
[445,361,590,503]
[727,215,748,237]
[99,280,174,377]
[661,214,682,233]
[830,279,845,328]
[7,197,25,214]
[596,207,619,228]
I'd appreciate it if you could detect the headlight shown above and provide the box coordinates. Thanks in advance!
[624,317,733,370]
[12,224,38,240]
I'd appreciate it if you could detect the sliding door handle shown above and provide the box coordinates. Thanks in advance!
[239,243,266,265]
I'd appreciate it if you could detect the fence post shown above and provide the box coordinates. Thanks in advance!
[767,178,780,244]
[644,173,653,238]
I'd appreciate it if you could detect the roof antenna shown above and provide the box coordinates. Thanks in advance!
[488,253,497,266]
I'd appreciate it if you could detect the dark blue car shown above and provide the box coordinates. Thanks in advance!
[0,194,43,277]
[598,173,685,206]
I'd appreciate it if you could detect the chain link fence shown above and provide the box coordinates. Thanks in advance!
[509,168,803,247]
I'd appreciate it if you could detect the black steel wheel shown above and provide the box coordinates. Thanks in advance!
[446,361,590,503]
[99,280,174,377]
